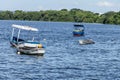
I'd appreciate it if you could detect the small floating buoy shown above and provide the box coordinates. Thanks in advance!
[43,38,46,41]
[17,51,21,54]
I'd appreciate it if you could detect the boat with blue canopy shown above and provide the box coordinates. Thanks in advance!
[73,23,84,36]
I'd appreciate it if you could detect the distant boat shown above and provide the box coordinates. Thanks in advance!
[79,39,95,45]
[73,24,84,36]
[10,24,45,56]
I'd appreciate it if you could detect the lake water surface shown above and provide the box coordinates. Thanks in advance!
[0,20,120,80]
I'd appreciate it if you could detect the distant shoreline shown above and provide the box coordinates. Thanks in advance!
[0,8,120,25]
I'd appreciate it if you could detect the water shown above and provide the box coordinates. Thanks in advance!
[0,20,120,80]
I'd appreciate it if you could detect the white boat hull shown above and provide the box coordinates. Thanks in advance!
[79,39,95,45]
[17,47,45,56]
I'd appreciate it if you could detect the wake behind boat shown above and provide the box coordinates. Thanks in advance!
[10,24,45,55]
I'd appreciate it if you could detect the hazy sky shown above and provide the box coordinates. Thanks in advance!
[0,0,120,13]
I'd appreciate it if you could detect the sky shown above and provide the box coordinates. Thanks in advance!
[0,0,120,13]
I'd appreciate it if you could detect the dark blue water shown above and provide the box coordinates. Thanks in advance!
[0,20,120,80]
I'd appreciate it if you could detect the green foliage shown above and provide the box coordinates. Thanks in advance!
[0,9,120,24]
[0,11,13,20]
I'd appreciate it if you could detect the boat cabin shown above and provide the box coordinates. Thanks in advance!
[73,24,84,36]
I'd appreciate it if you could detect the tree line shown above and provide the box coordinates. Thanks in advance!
[0,8,120,25]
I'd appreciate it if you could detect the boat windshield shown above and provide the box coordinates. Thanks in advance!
[74,24,84,27]
[74,26,84,30]
[74,24,84,30]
